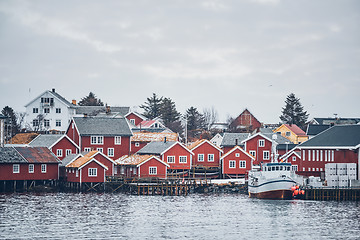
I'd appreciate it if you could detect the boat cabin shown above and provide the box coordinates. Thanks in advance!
[262,162,291,172]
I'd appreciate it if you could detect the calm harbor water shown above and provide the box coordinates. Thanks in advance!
[1,192,359,240]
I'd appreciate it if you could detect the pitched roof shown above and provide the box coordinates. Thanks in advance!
[25,89,75,108]
[29,134,63,148]
[312,118,360,125]
[0,147,27,163]
[66,150,107,169]
[131,132,178,142]
[306,124,331,136]
[137,120,164,128]
[283,124,307,136]
[298,125,360,148]
[220,145,255,160]
[60,153,81,167]
[14,147,60,163]
[188,139,223,153]
[73,117,132,136]
[220,133,250,147]
[75,106,130,116]
[136,141,177,155]
[10,133,39,144]
[116,154,153,165]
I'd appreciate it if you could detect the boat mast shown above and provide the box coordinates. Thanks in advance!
[271,134,278,163]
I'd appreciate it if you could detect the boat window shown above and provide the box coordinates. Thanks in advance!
[264,167,267,171]
[279,166,283,171]
[268,167,271,171]
[287,166,290,171]
[272,166,275,171]
[276,166,279,171]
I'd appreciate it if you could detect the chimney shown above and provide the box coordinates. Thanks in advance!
[164,137,167,143]
[235,139,238,146]
[52,88,55,93]
[72,99,77,105]
[84,113,88,118]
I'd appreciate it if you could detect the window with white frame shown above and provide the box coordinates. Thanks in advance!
[316,150,319,161]
[208,154,214,162]
[292,165,298,171]
[229,160,236,168]
[56,149,63,157]
[135,142,140,147]
[56,108,61,113]
[91,136,103,145]
[66,149,71,156]
[134,168,137,174]
[44,108,50,114]
[97,148,103,153]
[302,167,305,171]
[33,108,38,113]
[115,136,121,145]
[331,150,334,161]
[308,150,311,161]
[249,151,256,157]
[236,153,240,157]
[320,150,323,161]
[292,156,296,161]
[44,119,50,127]
[130,119,135,125]
[286,131,291,137]
[108,148,114,157]
[302,150,305,161]
[179,156,187,163]
[325,150,328,161]
[88,168,97,177]
[76,170,79,177]
[167,156,175,163]
[41,164,46,173]
[308,167,311,171]
[84,147,91,152]
[263,151,270,160]
[29,164,34,173]
[258,139,265,147]
[13,164,20,173]
[313,150,315,161]
[149,167,157,175]
[32,119,39,127]
[198,154,204,162]
[56,120,61,127]
[239,160,246,168]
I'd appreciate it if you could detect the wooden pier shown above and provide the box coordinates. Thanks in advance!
[303,187,360,201]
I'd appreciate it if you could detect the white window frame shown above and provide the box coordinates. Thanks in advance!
[66,149,72,156]
[56,149,63,157]
[207,154,214,162]
[198,154,204,162]
[302,150,305,161]
[292,156,296,162]
[286,131,291,137]
[84,147,91,152]
[44,119,50,127]
[249,151,256,157]
[179,156,187,163]
[76,170,79,177]
[13,164,20,173]
[91,136,104,145]
[88,168,97,177]
[97,148,103,153]
[29,164,34,173]
[33,108,38,113]
[263,151,270,160]
[44,108,50,114]
[235,153,240,157]
[239,160,246,168]
[325,150,328,161]
[108,148,114,157]
[135,142,140,147]
[149,167,157,175]
[56,108,61,113]
[229,160,236,168]
[292,165,298,171]
[167,156,175,163]
[56,120,61,127]
[258,139,265,147]
[114,136,122,145]
[308,150,311,161]
[130,119,136,125]
[41,164,46,173]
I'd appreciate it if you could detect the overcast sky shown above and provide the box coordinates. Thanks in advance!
[0,0,359,123]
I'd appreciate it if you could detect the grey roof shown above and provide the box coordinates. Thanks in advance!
[277,144,297,151]
[60,154,79,167]
[0,147,27,163]
[75,106,130,116]
[51,91,74,107]
[137,141,176,155]
[220,133,250,147]
[312,118,360,125]
[29,134,63,148]
[299,125,360,148]
[306,124,331,136]
[73,117,132,136]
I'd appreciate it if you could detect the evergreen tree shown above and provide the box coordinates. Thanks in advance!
[140,93,163,119]
[160,97,180,126]
[280,93,309,130]
[78,92,104,106]
[185,107,206,131]
[1,106,20,142]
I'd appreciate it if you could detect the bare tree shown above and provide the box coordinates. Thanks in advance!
[203,106,218,130]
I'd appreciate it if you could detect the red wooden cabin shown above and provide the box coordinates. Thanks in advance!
[125,111,146,126]
[130,132,178,154]
[188,139,223,168]
[242,132,274,165]
[221,146,255,178]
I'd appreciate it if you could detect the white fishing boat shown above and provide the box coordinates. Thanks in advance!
[248,162,302,199]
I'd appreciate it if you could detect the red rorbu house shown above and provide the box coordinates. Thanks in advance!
[130,132,178,154]
[279,150,302,173]
[65,152,108,183]
[115,154,169,179]
[137,141,194,176]
[28,134,80,161]
[66,117,133,160]
[242,132,275,165]
[292,125,360,179]
[221,146,255,178]
[124,111,147,126]
[188,139,223,178]
[228,108,262,133]
[0,147,60,182]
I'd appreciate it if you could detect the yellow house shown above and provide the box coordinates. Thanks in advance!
[273,124,309,144]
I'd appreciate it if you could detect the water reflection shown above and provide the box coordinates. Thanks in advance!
[0,193,359,239]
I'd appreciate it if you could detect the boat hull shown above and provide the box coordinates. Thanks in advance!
[248,189,293,200]
[248,178,296,200]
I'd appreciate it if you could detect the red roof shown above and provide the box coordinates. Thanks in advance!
[138,120,156,128]
[284,124,306,136]
[14,147,60,163]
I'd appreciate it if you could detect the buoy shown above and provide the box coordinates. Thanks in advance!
[296,185,299,189]
[291,186,296,191]
[294,190,299,195]
[301,190,305,195]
